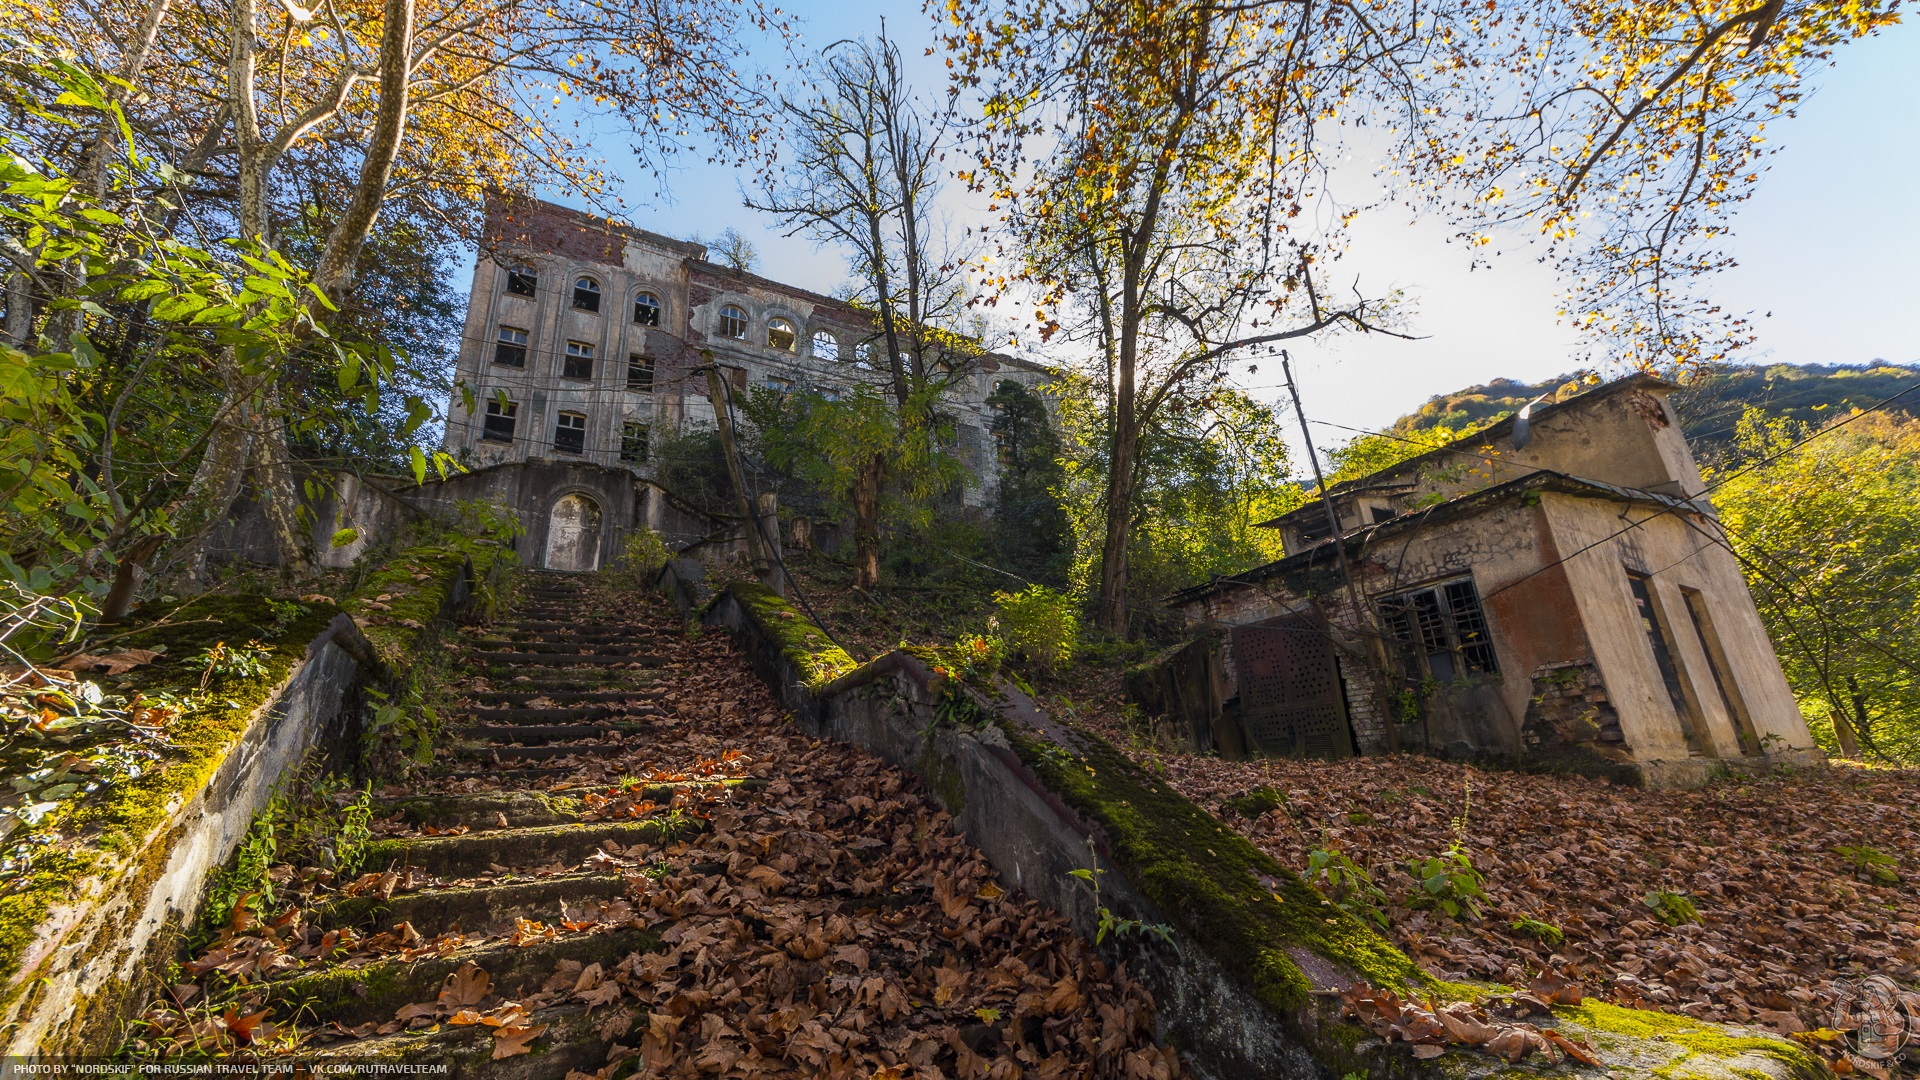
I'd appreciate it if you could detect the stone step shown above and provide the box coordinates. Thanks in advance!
[262,927,658,1029]
[312,873,631,936]
[360,819,697,879]
[450,724,649,745]
[461,690,664,706]
[470,652,666,667]
[373,791,579,831]
[280,1001,612,1079]
[464,641,660,656]
[456,707,620,723]
[450,742,633,763]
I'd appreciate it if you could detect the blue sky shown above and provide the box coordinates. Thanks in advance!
[519,3,1919,463]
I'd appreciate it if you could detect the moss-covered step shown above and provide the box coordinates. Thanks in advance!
[359,819,701,878]
[1551,1002,1825,1080]
[373,792,582,831]
[263,926,658,1028]
[310,873,630,935]
[282,1000,613,1079]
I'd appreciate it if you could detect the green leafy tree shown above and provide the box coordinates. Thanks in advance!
[1710,407,1920,761]
[986,380,1070,585]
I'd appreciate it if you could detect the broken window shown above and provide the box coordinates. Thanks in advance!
[1377,576,1498,682]
[620,421,650,463]
[505,263,538,297]
[626,354,654,392]
[633,291,661,326]
[493,325,528,368]
[481,398,517,442]
[812,330,839,360]
[572,276,601,312]
[718,304,748,339]
[553,411,587,455]
[563,340,595,380]
[767,317,797,351]
[853,341,874,367]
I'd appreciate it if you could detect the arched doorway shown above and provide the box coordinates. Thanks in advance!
[543,493,603,571]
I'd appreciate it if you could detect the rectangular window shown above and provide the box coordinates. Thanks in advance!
[620,421,650,463]
[553,411,587,455]
[1377,576,1498,682]
[505,264,538,297]
[494,325,528,368]
[481,399,517,443]
[765,376,792,395]
[563,340,595,380]
[626,354,654,392]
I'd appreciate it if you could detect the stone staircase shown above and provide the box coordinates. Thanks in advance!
[240,570,1175,1078]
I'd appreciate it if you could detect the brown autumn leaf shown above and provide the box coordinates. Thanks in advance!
[491,1022,547,1059]
[437,963,491,1009]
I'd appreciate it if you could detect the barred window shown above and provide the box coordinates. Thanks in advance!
[718,304,748,339]
[493,325,528,368]
[553,411,587,455]
[505,264,538,297]
[1377,576,1498,682]
[620,421,650,463]
[626,354,654,392]
[563,340,595,380]
[481,399,517,442]
[633,292,661,326]
[572,277,601,312]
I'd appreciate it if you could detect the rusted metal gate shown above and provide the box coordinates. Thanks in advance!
[1229,618,1354,759]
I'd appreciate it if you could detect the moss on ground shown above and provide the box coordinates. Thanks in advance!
[1558,1002,1826,1080]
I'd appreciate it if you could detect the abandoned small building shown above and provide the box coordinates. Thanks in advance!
[284,197,1051,573]
[1151,374,1821,787]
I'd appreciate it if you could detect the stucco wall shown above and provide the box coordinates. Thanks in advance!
[1542,493,1815,761]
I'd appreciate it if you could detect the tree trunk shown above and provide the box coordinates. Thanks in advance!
[251,406,313,577]
[1828,698,1862,759]
[1097,416,1137,636]
[852,452,883,588]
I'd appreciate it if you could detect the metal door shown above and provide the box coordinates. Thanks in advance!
[543,494,603,571]
[1230,619,1353,759]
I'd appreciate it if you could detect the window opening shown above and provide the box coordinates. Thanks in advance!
[633,291,661,326]
[553,411,587,455]
[626,354,655,392]
[620,421,650,463]
[481,398,517,442]
[1682,588,1760,755]
[718,304,749,339]
[853,341,874,367]
[1627,572,1707,753]
[505,263,538,297]
[1377,576,1499,683]
[767,317,797,351]
[811,330,839,361]
[493,325,528,368]
[563,340,595,380]
[572,277,601,312]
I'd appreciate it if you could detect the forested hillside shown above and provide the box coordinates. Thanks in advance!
[1390,362,1920,458]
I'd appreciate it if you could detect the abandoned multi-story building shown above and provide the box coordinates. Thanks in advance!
[396,197,1051,571]
[1145,373,1820,787]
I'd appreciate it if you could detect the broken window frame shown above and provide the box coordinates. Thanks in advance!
[572,276,601,312]
[766,316,797,352]
[505,263,538,297]
[481,398,518,443]
[562,340,595,381]
[633,291,662,326]
[1376,576,1499,684]
[811,330,839,360]
[626,354,655,392]
[552,410,587,455]
[620,420,650,463]
[493,325,528,368]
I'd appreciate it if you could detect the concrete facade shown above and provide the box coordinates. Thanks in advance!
[437,197,1052,568]
[1165,375,1820,786]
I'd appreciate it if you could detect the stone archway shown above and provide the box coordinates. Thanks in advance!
[543,493,603,572]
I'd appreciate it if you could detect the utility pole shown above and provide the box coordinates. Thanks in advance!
[1280,350,1399,752]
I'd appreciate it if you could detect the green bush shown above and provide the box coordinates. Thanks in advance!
[607,526,672,589]
[992,584,1078,672]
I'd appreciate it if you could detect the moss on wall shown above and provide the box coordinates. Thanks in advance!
[725,582,856,687]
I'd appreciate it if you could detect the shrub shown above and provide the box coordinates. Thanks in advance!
[1405,843,1488,920]
[607,526,672,590]
[992,584,1078,672]
[1306,847,1389,928]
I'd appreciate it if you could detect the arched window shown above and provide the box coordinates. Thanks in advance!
[633,291,661,326]
[505,263,538,297]
[853,341,874,368]
[766,317,797,352]
[572,276,601,312]
[811,330,839,361]
[718,304,749,339]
